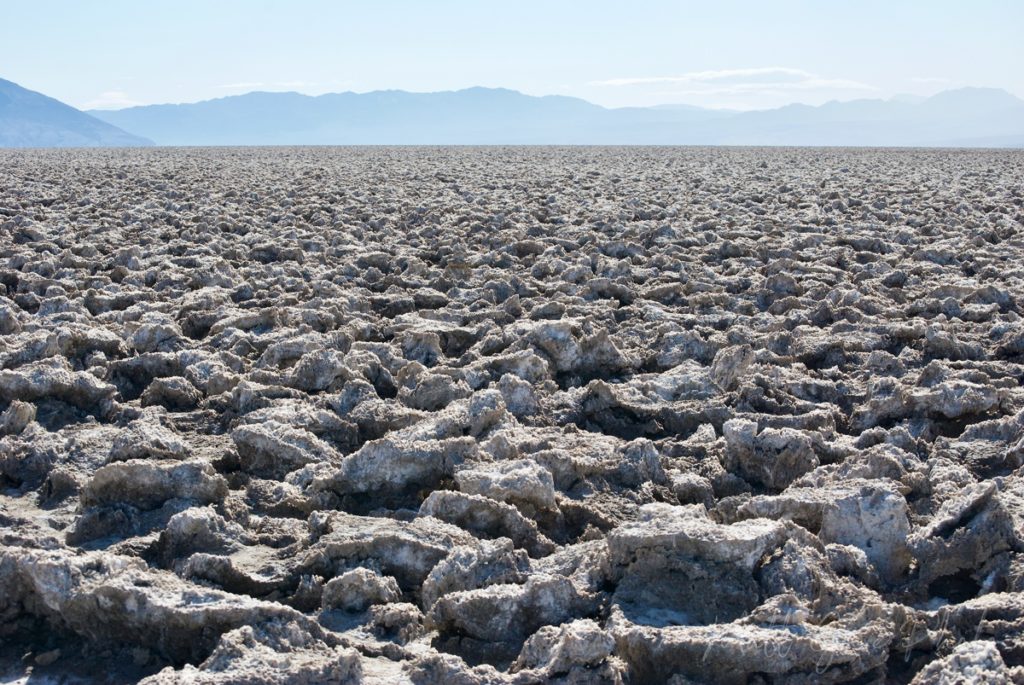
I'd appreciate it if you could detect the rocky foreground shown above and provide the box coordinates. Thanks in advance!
[1,146,1023,684]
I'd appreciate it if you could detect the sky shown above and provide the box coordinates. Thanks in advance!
[2,0,1022,111]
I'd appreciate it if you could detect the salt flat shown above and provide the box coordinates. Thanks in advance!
[1,146,1023,683]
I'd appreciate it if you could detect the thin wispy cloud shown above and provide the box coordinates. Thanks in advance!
[83,90,143,109]
[591,67,875,93]
[592,67,803,87]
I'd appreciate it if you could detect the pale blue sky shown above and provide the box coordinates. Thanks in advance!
[2,1,1021,111]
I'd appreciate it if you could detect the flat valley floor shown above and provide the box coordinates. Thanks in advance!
[2,147,1024,683]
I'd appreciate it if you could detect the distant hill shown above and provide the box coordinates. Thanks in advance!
[0,78,152,147]
[703,87,1024,146]
[2,77,1020,147]
[90,86,1024,147]
[86,87,744,145]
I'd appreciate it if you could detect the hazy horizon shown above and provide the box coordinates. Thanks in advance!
[79,84,1005,114]
[2,0,1021,112]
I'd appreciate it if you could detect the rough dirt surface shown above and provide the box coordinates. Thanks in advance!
[1,147,1024,684]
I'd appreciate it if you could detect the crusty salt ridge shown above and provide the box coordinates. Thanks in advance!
[1,146,1023,683]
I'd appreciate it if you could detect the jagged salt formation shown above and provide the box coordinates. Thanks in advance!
[1,147,1023,683]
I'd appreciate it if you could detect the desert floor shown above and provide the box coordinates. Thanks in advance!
[2,147,1024,683]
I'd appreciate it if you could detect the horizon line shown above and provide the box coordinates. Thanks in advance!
[77,83,1022,114]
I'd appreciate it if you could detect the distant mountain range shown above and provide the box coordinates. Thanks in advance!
[0,78,152,147]
[1,76,1023,147]
[89,86,1024,147]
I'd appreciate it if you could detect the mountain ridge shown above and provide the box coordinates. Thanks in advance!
[1,77,1021,148]
[90,85,1024,147]
[0,78,152,147]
